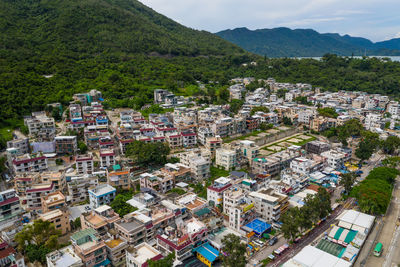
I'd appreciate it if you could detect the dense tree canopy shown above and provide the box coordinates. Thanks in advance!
[126,140,170,166]
[221,234,247,267]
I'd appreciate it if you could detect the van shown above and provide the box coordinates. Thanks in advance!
[269,237,278,246]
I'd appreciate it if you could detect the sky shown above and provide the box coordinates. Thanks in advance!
[141,0,400,42]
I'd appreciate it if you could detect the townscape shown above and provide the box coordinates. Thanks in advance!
[1,75,400,267]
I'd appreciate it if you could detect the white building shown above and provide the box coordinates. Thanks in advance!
[216,148,237,171]
[387,101,399,116]
[126,243,162,267]
[12,153,48,173]
[249,188,289,223]
[207,177,232,206]
[100,149,115,168]
[290,157,313,175]
[298,110,314,124]
[24,111,55,140]
[46,245,83,267]
[88,184,116,208]
[67,175,99,204]
[75,154,94,174]
[179,150,211,180]
[321,149,347,169]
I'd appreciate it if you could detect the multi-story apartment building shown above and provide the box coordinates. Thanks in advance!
[207,177,232,206]
[0,189,22,223]
[99,149,115,168]
[81,205,121,237]
[216,148,237,171]
[105,238,128,267]
[290,157,314,175]
[387,101,399,116]
[107,167,131,190]
[46,245,83,267]
[41,191,66,212]
[7,138,30,155]
[197,127,214,145]
[239,140,259,163]
[14,173,39,200]
[26,183,55,211]
[139,172,174,194]
[305,140,331,155]
[178,150,211,180]
[88,184,116,209]
[298,110,314,124]
[321,149,348,169]
[115,212,153,246]
[0,238,25,267]
[40,171,66,192]
[76,154,94,174]
[249,188,289,223]
[67,175,99,204]
[39,208,71,235]
[24,111,55,141]
[55,136,78,154]
[181,132,197,147]
[70,228,108,267]
[12,153,48,173]
[205,136,222,158]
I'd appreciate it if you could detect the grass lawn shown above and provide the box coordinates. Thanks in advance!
[223,130,264,143]
[262,134,316,151]
[210,166,230,179]
[0,127,13,142]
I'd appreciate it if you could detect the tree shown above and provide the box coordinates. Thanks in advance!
[15,219,61,263]
[110,192,137,217]
[51,108,62,121]
[147,252,175,267]
[259,123,274,131]
[317,107,338,118]
[229,99,244,114]
[340,172,357,194]
[221,234,247,267]
[126,141,170,166]
[281,208,301,242]
[250,106,270,116]
[72,217,81,230]
[283,116,293,126]
[381,136,400,155]
[382,156,400,168]
[78,141,88,154]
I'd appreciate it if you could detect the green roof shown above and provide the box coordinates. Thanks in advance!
[194,207,211,217]
[113,164,121,171]
[71,228,97,244]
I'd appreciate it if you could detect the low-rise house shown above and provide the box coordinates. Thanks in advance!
[88,184,116,209]
[81,205,120,237]
[0,238,25,267]
[67,175,99,204]
[24,111,55,141]
[100,149,116,168]
[205,136,222,158]
[26,183,55,211]
[107,166,131,190]
[140,172,174,194]
[321,149,348,169]
[40,171,67,192]
[7,138,30,155]
[115,212,153,246]
[105,237,128,267]
[305,140,331,155]
[12,153,48,173]
[216,148,237,171]
[41,191,66,212]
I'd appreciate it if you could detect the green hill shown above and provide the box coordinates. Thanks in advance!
[216,27,400,57]
[0,0,249,122]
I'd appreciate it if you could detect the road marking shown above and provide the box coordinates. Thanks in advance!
[383,226,400,267]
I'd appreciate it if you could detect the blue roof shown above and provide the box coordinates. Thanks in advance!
[94,258,110,267]
[245,218,271,235]
[194,242,220,262]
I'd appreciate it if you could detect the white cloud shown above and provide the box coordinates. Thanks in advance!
[141,0,400,41]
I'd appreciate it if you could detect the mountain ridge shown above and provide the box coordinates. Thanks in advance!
[216,27,400,57]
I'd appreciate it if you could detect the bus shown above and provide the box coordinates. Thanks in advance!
[374,242,383,257]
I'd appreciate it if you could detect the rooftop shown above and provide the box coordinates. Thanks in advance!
[105,238,124,249]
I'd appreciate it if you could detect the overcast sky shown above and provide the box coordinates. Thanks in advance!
[141,0,400,42]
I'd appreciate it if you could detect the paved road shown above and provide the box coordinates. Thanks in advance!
[263,199,352,267]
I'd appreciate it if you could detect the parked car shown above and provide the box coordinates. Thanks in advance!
[269,236,278,246]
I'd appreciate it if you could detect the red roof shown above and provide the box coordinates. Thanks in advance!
[157,127,177,131]
[0,196,19,207]
[0,246,15,260]
[168,135,181,138]
[26,183,53,193]
[100,152,114,157]
[181,132,196,137]
[76,156,93,162]
[140,128,154,132]
[120,139,134,144]
[153,137,165,140]
[13,156,46,165]
[207,183,232,193]
[15,177,32,182]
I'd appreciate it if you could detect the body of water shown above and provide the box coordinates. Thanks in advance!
[293,56,400,62]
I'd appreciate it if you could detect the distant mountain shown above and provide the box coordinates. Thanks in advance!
[216,27,400,57]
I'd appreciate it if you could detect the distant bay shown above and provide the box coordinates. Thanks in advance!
[291,56,400,62]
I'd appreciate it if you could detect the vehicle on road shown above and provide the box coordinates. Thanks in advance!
[269,236,278,246]
[374,242,383,257]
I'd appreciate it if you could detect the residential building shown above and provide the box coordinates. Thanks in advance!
[181,132,197,147]
[306,140,331,155]
[216,148,237,171]
[24,111,55,141]
[205,136,222,158]
[100,149,116,168]
[88,184,116,209]
[41,171,67,192]
[197,127,214,145]
[139,172,174,194]
[70,228,108,267]
[14,173,39,200]
[321,149,348,169]
[249,188,289,222]
[0,238,25,267]
[126,243,162,267]
[105,238,128,267]
[26,183,55,211]
[12,153,48,173]
[7,138,30,155]
[46,245,83,267]
[67,175,99,204]
[107,167,131,190]
[41,191,66,212]
[239,140,259,163]
[207,177,232,206]
[115,212,153,246]
[39,208,71,235]
[290,157,314,175]
[0,189,22,223]
[55,136,78,154]
[81,205,120,237]
[76,154,94,174]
